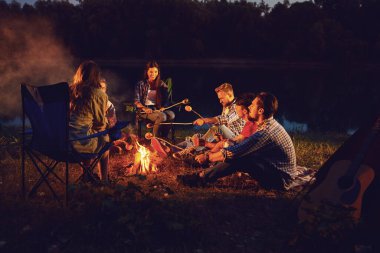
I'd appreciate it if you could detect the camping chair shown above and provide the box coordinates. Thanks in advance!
[21,82,128,205]
[125,78,175,142]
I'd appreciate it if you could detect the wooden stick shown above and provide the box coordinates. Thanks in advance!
[185,105,204,118]
[146,122,193,129]
[160,98,189,111]
[153,137,184,150]
[191,109,204,119]
[140,99,189,114]
[156,122,193,125]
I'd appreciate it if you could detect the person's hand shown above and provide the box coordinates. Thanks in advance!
[214,133,224,142]
[223,140,232,148]
[195,153,208,164]
[143,107,153,114]
[193,118,205,126]
[191,134,200,147]
[158,107,165,112]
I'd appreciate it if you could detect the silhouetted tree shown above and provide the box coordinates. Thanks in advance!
[0,0,379,62]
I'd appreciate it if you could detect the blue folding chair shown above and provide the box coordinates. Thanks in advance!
[21,82,128,205]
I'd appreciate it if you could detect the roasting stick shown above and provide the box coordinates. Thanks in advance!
[144,133,184,150]
[185,105,204,119]
[146,122,193,129]
[140,98,189,114]
[161,98,189,111]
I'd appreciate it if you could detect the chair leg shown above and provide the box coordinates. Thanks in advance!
[26,151,60,202]
[75,159,101,184]
[29,160,60,195]
[21,111,26,199]
[21,138,26,200]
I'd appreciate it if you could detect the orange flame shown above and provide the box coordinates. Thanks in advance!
[135,141,157,174]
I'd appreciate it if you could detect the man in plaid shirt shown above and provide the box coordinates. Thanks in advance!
[193,82,245,139]
[172,83,245,160]
[177,92,297,190]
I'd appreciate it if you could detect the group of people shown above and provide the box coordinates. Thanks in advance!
[68,60,173,184]
[173,83,298,190]
[69,59,300,190]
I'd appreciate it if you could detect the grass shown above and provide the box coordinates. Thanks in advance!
[0,128,348,253]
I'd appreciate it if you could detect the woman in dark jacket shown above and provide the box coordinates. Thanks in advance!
[134,61,175,137]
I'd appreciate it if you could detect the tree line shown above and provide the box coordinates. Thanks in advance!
[1,0,380,63]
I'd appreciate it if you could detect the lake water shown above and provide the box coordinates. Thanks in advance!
[101,62,379,133]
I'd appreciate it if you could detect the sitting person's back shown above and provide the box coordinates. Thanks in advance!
[233,116,296,182]
[69,60,110,183]
[70,87,108,153]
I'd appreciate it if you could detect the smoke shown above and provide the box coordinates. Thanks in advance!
[0,16,75,119]
[102,69,134,105]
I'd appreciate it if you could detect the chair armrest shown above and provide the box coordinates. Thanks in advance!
[69,121,129,142]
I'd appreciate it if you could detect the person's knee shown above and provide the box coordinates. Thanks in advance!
[165,110,175,121]
[154,112,167,123]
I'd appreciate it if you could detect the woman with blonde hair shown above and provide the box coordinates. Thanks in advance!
[69,60,109,183]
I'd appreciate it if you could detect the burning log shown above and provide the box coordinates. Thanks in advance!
[127,141,158,175]
[110,134,136,154]
[109,145,123,154]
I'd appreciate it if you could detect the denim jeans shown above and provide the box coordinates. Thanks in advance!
[178,125,237,150]
[139,109,175,137]
[203,155,291,190]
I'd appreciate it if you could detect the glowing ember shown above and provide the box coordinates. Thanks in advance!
[132,141,157,174]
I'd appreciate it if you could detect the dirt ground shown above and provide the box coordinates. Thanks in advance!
[0,138,366,253]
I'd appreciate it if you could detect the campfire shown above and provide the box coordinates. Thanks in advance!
[129,141,159,175]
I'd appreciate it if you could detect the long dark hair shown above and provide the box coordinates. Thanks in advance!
[144,60,165,108]
[70,60,102,112]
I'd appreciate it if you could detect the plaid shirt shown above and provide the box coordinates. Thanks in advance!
[221,117,297,178]
[134,80,169,108]
[216,100,245,137]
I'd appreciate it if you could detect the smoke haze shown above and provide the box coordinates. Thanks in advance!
[0,16,74,119]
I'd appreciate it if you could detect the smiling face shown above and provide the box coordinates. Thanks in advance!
[147,67,159,82]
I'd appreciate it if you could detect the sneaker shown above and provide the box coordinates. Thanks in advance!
[172,147,195,160]
[176,174,206,187]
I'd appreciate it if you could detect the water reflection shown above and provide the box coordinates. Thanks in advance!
[280,116,308,133]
